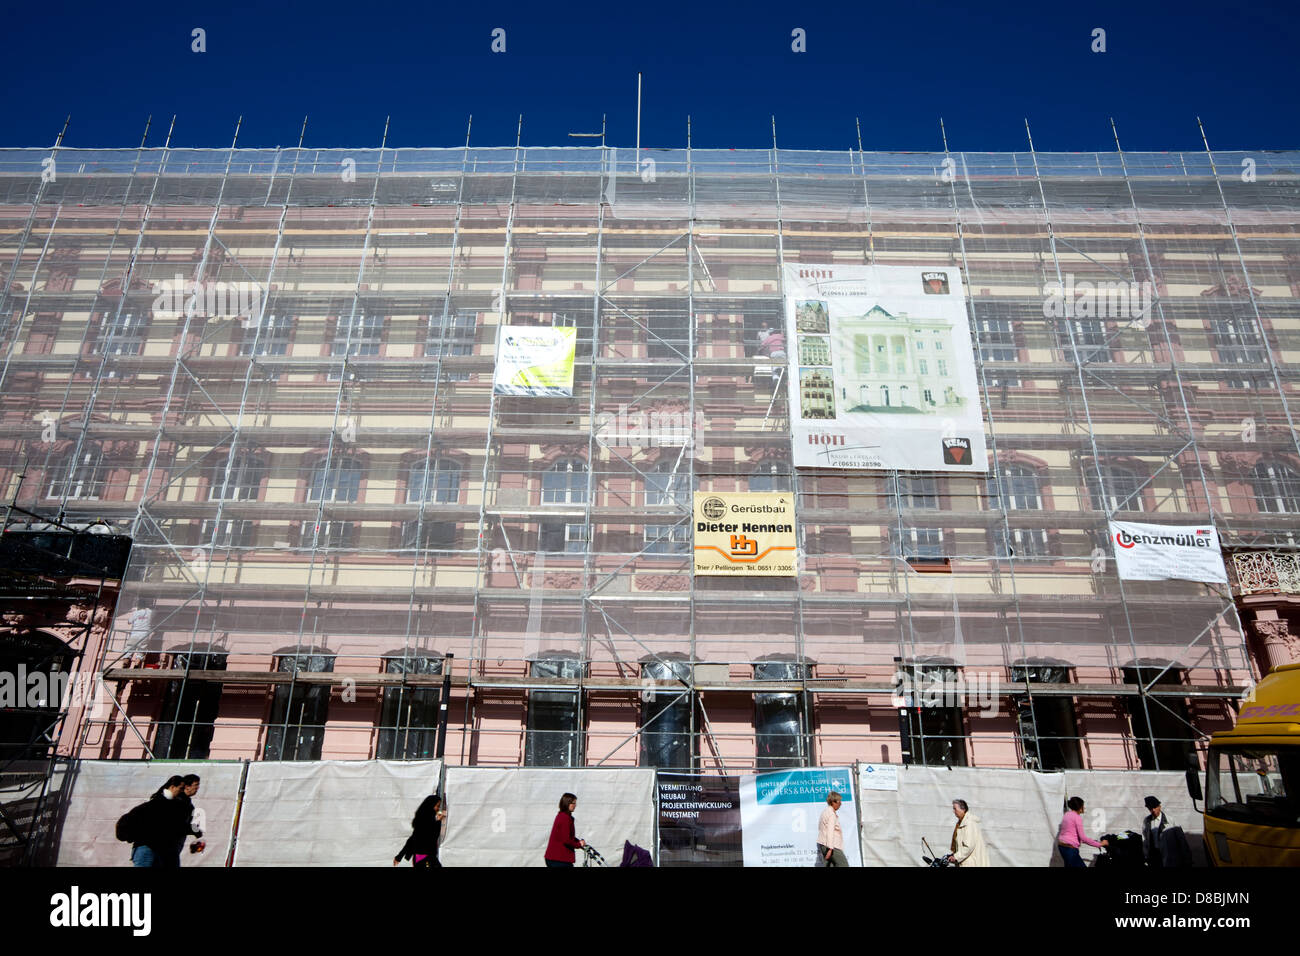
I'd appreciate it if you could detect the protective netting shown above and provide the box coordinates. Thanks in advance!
[0,143,1291,768]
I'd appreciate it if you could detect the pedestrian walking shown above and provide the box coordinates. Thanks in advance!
[544,793,585,867]
[945,799,989,867]
[816,791,849,866]
[394,793,446,868]
[118,775,199,867]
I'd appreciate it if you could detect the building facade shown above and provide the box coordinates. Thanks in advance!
[2,143,1299,777]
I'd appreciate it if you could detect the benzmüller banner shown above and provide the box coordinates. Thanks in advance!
[1109,520,1228,584]
[783,264,987,472]
[492,326,576,397]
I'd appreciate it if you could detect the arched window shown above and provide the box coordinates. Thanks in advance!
[46,444,106,500]
[402,458,461,550]
[307,455,364,503]
[1252,461,1300,514]
[1087,462,1144,513]
[302,456,364,548]
[749,460,791,493]
[408,458,462,505]
[645,460,690,507]
[208,453,261,501]
[987,463,1043,511]
[542,458,587,505]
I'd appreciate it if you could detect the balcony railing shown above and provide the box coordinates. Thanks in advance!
[1232,550,1300,595]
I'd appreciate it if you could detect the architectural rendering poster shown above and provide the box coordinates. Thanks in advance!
[693,492,797,577]
[783,264,987,472]
[738,767,861,867]
[492,326,576,396]
[1109,520,1228,584]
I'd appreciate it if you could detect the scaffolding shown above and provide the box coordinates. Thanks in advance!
[1,119,1297,775]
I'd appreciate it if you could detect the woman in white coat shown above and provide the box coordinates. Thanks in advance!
[946,799,990,867]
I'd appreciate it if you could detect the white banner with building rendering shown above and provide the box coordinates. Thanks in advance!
[783,264,986,472]
[1109,520,1227,584]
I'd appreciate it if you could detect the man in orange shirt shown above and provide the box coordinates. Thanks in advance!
[816,791,849,867]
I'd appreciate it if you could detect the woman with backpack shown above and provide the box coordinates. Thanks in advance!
[118,776,202,867]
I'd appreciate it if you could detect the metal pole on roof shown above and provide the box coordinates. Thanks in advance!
[138,115,152,150]
[636,72,642,157]
[297,115,308,149]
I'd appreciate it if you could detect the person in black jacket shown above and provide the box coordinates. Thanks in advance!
[129,776,197,868]
[171,774,205,863]
[394,794,446,868]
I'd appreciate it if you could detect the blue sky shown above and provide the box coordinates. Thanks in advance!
[7,0,1297,150]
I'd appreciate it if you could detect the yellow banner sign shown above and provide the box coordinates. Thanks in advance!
[693,492,797,577]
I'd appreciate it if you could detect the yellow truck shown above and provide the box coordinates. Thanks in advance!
[1188,661,1300,865]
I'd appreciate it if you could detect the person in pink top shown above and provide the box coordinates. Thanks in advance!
[1057,796,1108,868]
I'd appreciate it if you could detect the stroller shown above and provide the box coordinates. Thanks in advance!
[1094,831,1145,868]
[921,837,952,868]
[580,841,654,867]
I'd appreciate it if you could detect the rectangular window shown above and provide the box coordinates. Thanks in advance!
[644,524,690,555]
[754,660,810,770]
[329,312,384,379]
[900,665,967,767]
[647,309,688,359]
[1122,667,1197,771]
[639,660,694,769]
[976,314,1020,387]
[298,519,356,549]
[154,653,228,760]
[540,520,586,553]
[200,517,255,548]
[238,313,293,356]
[264,654,334,760]
[400,520,458,551]
[525,658,583,767]
[376,656,443,760]
[426,309,476,381]
[1010,665,1082,770]
[1211,315,1266,389]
